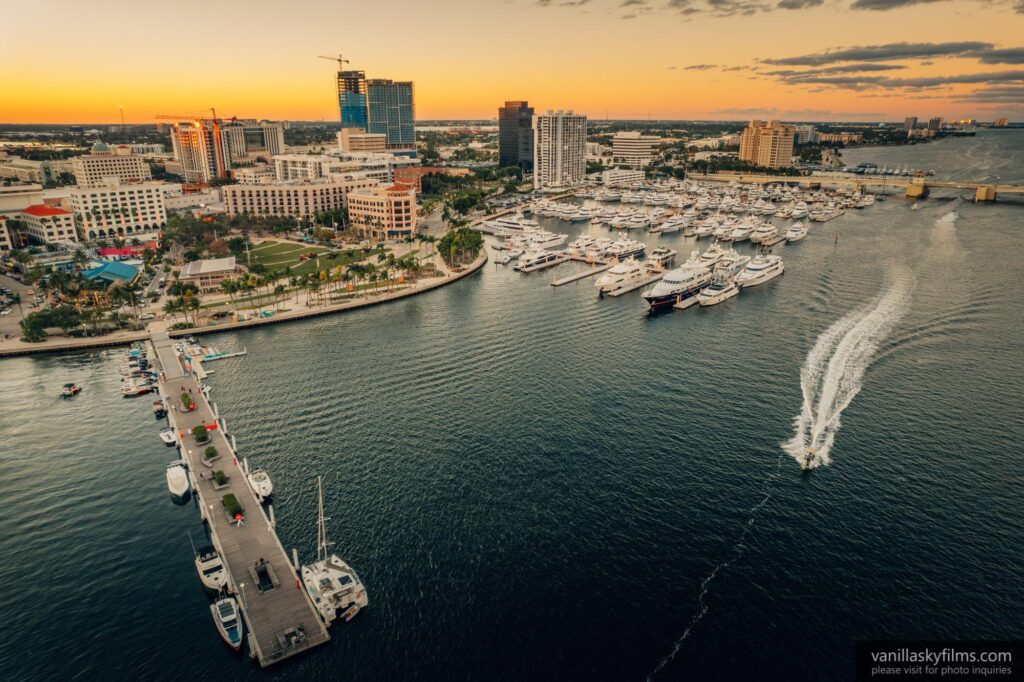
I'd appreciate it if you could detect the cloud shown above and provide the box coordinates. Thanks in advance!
[535,0,593,6]
[777,0,823,7]
[973,47,1024,64]
[768,69,1024,91]
[764,63,907,76]
[850,0,942,9]
[683,63,718,70]
[762,41,993,65]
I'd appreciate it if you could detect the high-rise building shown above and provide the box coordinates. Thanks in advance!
[347,183,418,240]
[168,119,230,183]
[738,120,796,169]
[993,117,1009,127]
[220,120,285,163]
[498,101,534,168]
[611,131,662,168]
[366,79,415,150]
[533,110,587,190]
[338,70,368,128]
[927,117,944,131]
[903,116,918,132]
[793,124,818,144]
[72,141,152,188]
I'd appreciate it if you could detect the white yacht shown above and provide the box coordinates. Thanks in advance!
[527,231,568,249]
[729,223,753,242]
[301,477,369,626]
[791,202,809,219]
[602,239,646,261]
[595,258,647,293]
[166,461,189,498]
[698,267,741,307]
[159,427,177,446]
[210,597,243,651]
[736,251,785,287]
[515,249,562,271]
[482,213,539,237]
[785,221,808,242]
[642,252,712,310]
[657,215,687,234]
[646,247,677,270]
[195,545,228,592]
[749,223,778,244]
[698,241,728,267]
[248,469,274,504]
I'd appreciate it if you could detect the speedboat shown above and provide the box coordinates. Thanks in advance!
[595,258,647,293]
[302,477,368,626]
[785,221,808,242]
[698,268,741,307]
[60,383,81,398]
[642,252,712,310]
[195,545,228,592]
[210,597,244,651]
[736,251,785,287]
[159,427,177,446]
[166,461,190,498]
[801,448,816,470]
[248,469,274,503]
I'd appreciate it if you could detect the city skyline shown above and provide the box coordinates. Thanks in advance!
[2,0,1023,124]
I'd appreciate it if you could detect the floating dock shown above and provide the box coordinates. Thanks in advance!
[150,331,330,668]
[550,263,613,286]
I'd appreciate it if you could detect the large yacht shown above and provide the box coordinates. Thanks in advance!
[595,258,647,293]
[698,241,729,267]
[602,239,646,261]
[736,251,785,287]
[483,213,540,237]
[749,222,778,244]
[301,477,369,626]
[515,249,562,271]
[785,221,808,242]
[642,252,712,310]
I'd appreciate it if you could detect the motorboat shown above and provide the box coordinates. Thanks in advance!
[248,469,274,503]
[595,258,647,293]
[729,223,753,242]
[159,427,177,446]
[210,597,244,651]
[749,223,778,245]
[195,545,228,592]
[515,249,562,271]
[601,239,646,261]
[527,231,569,249]
[646,247,677,270]
[791,202,809,219]
[166,460,190,498]
[698,267,741,307]
[785,221,808,242]
[152,398,167,418]
[801,448,816,470]
[301,478,368,626]
[60,383,81,398]
[642,252,712,310]
[736,251,785,287]
[657,215,687,234]
[697,241,728,267]
[483,213,540,237]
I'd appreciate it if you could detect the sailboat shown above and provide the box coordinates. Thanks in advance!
[300,477,369,626]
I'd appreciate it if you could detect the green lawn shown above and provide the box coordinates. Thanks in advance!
[248,240,361,276]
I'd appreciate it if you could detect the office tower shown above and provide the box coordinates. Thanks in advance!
[903,116,918,132]
[366,79,415,150]
[220,120,285,163]
[739,120,796,169]
[498,101,534,168]
[928,117,944,131]
[338,70,368,128]
[533,110,587,189]
[612,131,662,168]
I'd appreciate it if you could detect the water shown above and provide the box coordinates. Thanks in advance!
[1,130,1022,680]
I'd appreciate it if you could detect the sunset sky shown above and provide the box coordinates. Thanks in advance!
[2,0,1022,123]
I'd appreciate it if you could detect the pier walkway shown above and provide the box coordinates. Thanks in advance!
[151,331,330,667]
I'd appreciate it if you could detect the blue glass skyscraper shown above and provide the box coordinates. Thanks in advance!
[366,79,415,150]
[337,70,368,129]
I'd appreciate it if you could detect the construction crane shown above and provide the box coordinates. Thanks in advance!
[155,108,222,122]
[318,54,349,70]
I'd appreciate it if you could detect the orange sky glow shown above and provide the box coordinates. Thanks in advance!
[1,0,1022,123]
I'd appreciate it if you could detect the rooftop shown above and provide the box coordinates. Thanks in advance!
[180,257,236,277]
[21,204,73,217]
[83,260,139,283]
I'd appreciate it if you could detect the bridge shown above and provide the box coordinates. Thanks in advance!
[691,173,1024,202]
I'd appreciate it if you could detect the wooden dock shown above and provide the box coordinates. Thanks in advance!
[606,272,664,297]
[150,331,330,668]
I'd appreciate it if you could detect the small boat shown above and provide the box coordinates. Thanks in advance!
[801,448,816,470]
[159,427,177,446]
[166,460,190,498]
[60,383,81,398]
[248,469,274,503]
[210,597,244,651]
[195,545,228,592]
[152,398,167,418]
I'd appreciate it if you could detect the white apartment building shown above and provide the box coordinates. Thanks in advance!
[0,158,60,184]
[533,110,587,190]
[793,125,818,145]
[221,175,380,218]
[163,187,222,212]
[272,152,415,185]
[612,132,662,168]
[602,168,645,186]
[72,142,152,187]
[346,184,418,240]
[739,120,796,169]
[0,184,44,212]
[17,205,79,245]
[0,217,12,251]
[69,180,168,240]
[232,165,277,184]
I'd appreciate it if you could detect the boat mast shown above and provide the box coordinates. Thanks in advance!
[316,476,332,562]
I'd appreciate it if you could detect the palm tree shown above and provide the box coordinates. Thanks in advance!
[10,293,23,319]
[162,298,182,324]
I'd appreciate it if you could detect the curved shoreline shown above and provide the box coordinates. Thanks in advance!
[0,250,488,358]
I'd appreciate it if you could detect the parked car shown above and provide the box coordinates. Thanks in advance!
[139,313,155,321]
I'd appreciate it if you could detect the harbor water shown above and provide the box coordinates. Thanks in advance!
[0,130,1022,680]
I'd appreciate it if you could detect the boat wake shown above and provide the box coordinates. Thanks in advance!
[648,452,784,680]
[783,273,912,469]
